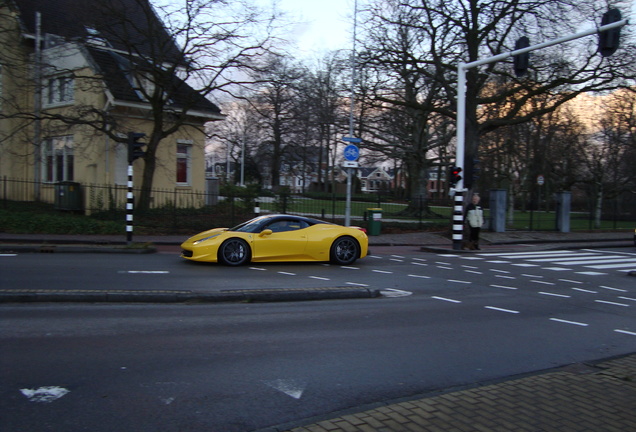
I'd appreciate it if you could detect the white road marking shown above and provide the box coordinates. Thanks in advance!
[522,274,543,278]
[599,285,628,293]
[495,275,515,280]
[559,279,583,284]
[542,267,571,271]
[341,266,359,270]
[346,282,369,287]
[277,271,296,276]
[531,280,555,285]
[309,276,330,281]
[368,255,383,259]
[250,267,267,271]
[381,288,413,298]
[124,270,170,274]
[576,271,607,276]
[448,279,471,284]
[372,269,393,274]
[20,386,70,403]
[479,250,575,257]
[618,297,636,302]
[490,269,510,274]
[485,306,520,314]
[390,259,404,263]
[615,329,636,336]
[432,296,461,303]
[263,379,306,400]
[572,288,598,294]
[408,274,431,279]
[550,318,588,327]
[490,285,518,290]
[539,292,571,298]
[487,260,511,264]
[391,255,405,259]
[511,263,539,267]
[595,300,630,307]
[411,262,428,266]
[465,270,483,275]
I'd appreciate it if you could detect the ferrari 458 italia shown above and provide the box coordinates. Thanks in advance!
[181,214,368,266]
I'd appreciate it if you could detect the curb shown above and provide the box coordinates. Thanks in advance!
[0,244,157,254]
[0,287,381,304]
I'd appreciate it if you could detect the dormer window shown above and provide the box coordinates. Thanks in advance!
[85,27,108,47]
[45,75,74,106]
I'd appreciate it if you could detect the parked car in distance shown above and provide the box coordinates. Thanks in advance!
[181,214,368,266]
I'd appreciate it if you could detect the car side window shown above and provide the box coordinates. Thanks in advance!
[266,219,308,233]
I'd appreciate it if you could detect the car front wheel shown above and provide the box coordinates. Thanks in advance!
[330,236,359,265]
[218,238,251,266]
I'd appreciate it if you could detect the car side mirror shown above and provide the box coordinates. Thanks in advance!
[259,229,273,237]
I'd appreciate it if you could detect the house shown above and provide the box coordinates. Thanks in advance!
[0,0,223,210]
[358,167,393,193]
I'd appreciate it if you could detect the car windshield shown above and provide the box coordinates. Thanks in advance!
[229,216,270,233]
[228,215,333,234]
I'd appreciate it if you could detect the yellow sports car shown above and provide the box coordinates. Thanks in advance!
[181,214,368,266]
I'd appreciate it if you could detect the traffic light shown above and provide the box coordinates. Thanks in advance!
[513,36,530,77]
[127,132,146,163]
[599,9,622,57]
[449,166,462,187]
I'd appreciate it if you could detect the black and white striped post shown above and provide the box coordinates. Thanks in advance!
[126,132,146,245]
[126,164,134,245]
[452,188,464,250]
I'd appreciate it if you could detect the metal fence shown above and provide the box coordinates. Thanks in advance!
[1,177,632,234]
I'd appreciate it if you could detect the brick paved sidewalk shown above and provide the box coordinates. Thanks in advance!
[285,354,636,432]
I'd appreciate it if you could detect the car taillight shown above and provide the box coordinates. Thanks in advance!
[353,226,367,234]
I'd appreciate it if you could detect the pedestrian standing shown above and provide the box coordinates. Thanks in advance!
[465,194,484,250]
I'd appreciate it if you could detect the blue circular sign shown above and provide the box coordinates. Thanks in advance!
[344,144,359,161]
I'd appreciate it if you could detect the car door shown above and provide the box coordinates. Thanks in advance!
[252,218,309,260]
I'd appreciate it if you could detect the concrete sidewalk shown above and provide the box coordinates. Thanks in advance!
[277,353,636,432]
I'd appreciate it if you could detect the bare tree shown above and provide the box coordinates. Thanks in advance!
[358,0,636,198]
[1,0,279,211]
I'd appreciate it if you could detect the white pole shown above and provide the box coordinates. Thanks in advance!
[345,0,358,227]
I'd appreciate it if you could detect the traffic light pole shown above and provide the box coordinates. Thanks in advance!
[452,16,627,250]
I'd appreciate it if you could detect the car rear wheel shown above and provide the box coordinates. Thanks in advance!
[218,238,251,266]
[330,236,359,265]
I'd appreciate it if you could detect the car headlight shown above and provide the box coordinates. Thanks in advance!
[193,233,222,245]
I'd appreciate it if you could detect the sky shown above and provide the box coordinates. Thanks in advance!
[260,0,357,58]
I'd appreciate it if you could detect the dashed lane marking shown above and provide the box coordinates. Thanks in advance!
[615,329,636,336]
[550,318,588,327]
[432,296,462,303]
[485,306,520,314]
[595,300,630,307]
[539,292,571,298]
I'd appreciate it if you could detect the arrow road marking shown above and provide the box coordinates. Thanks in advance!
[20,386,70,403]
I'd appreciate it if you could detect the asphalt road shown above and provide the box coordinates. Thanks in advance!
[1,246,635,431]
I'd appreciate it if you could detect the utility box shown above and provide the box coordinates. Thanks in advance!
[367,208,382,236]
[55,181,83,211]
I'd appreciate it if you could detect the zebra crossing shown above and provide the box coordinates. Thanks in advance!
[478,249,636,275]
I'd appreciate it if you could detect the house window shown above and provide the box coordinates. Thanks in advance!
[43,136,74,182]
[46,76,74,106]
[176,143,191,185]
